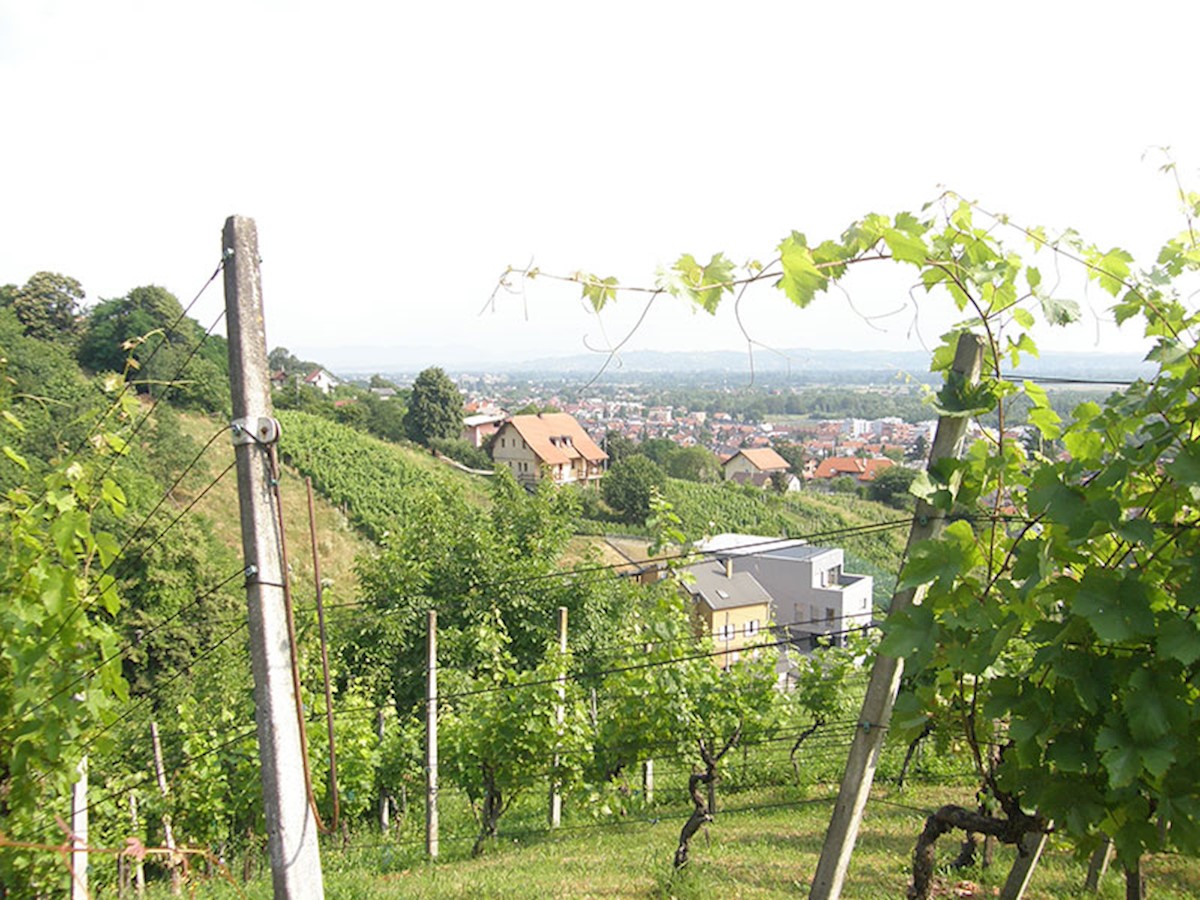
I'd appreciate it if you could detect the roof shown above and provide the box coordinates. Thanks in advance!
[682,561,773,612]
[697,533,809,556]
[812,456,894,481]
[723,447,790,472]
[503,413,607,466]
[463,413,506,428]
[304,368,336,384]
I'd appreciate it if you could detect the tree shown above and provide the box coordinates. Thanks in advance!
[638,437,678,467]
[402,366,462,445]
[1,271,85,343]
[866,464,918,508]
[441,614,589,856]
[602,455,667,524]
[603,429,637,464]
[78,285,230,411]
[772,440,808,473]
[907,432,929,462]
[664,445,720,483]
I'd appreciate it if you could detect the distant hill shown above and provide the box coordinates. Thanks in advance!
[301,343,1152,384]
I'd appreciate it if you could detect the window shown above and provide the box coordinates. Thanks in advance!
[718,623,735,643]
[500,438,506,448]
[744,619,760,638]
[826,607,836,624]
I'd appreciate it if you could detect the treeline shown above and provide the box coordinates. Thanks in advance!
[635,383,1113,426]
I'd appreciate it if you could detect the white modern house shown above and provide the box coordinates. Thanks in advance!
[695,534,874,652]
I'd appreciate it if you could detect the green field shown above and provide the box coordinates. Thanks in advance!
[155,780,1200,898]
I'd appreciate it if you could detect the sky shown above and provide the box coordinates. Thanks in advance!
[2,1,1197,372]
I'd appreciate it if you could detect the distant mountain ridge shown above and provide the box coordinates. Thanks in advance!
[301,343,1152,382]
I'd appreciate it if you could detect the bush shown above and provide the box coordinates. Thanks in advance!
[602,456,668,524]
[428,437,492,470]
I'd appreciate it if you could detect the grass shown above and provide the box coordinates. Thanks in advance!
[150,780,1200,899]
[176,411,371,599]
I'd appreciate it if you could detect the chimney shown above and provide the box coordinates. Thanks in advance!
[724,557,733,579]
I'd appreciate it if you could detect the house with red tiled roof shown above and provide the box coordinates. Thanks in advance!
[490,413,608,488]
[722,447,791,482]
[304,368,339,394]
[811,456,894,482]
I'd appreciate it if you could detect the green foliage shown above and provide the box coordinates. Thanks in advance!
[350,468,636,713]
[403,366,463,445]
[865,464,919,509]
[657,253,736,313]
[441,612,590,854]
[0,381,134,889]
[602,455,668,524]
[663,445,720,483]
[1,271,85,343]
[566,186,1200,880]
[593,589,779,808]
[603,429,637,464]
[428,436,492,470]
[77,285,230,412]
[276,409,458,542]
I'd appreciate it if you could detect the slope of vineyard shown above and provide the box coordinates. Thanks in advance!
[276,410,483,542]
[177,412,372,596]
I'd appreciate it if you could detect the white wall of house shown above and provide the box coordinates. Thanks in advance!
[724,546,873,649]
[723,454,762,481]
[490,423,542,487]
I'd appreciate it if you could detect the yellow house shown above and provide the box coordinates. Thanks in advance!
[680,558,772,670]
[722,447,790,482]
[490,413,608,489]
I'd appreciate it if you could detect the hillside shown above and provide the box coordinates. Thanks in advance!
[176,411,372,600]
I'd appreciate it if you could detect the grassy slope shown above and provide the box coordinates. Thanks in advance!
[181,782,1200,898]
[176,413,371,599]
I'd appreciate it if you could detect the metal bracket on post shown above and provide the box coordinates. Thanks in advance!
[231,417,282,446]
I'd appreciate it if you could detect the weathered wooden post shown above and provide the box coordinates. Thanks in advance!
[809,333,984,899]
[426,609,439,858]
[224,215,325,898]
[151,722,181,895]
[549,606,567,827]
[70,755,88,900]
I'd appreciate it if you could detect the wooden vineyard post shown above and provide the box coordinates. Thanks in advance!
[150,722,181,895]
[377,711,390,833]
[426,609,439,858]
[549,606,567,828]
[809,333,984,900]
[129,792,146,897]
[999,824,1052,900]
[70,754,87,900]
[1084,838,1114,891]
[223,215,325,898]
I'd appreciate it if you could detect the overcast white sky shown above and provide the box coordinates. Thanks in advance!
[2,1,1196,370]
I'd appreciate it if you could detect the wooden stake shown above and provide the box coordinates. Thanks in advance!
[150,722,181,895]
[999,825,1051,900]
[377,710,390,833]
[809,333,985,900]
[223,215,324,898]
[549,606,567,828]
[1084,838,1114,892]
[426,609,439,858]
[129,792,146,897]
[70,754,87,900]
